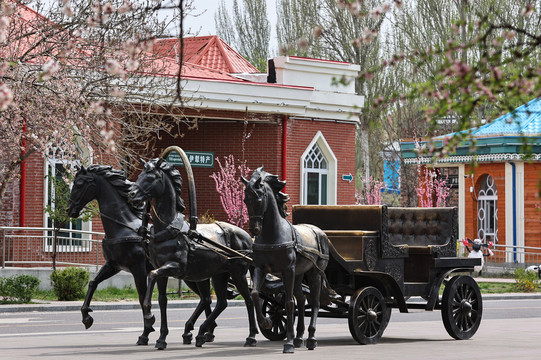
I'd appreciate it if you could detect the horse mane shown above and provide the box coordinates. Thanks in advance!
[86,164,144,217]
[252,167,289,218]
[150,158,186,214]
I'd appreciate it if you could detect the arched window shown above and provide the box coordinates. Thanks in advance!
[301,131,337,205]
[477,174,498,243]
[44,143,92,252]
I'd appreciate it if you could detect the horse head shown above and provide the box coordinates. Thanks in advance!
[67,165,98,218]
[242,169,267,236]
[242,166,289,236]
[129,158,185,214]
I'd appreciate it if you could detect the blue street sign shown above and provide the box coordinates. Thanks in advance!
[342,173,353,183]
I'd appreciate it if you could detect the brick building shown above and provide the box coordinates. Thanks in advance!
[402,98,541,263]
[1,34,363,237]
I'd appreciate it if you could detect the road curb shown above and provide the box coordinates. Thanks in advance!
[2,293,540,313]
[0,299,247,313]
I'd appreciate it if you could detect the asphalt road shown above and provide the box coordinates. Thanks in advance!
[1,298,540,359]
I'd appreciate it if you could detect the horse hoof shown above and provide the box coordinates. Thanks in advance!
[182,333,193,345]
[283,343,295,353]
[260,317,272,330]
[306,338,317,350]
[137,336,149,346]
[294,337,303,348]
[244,337,257,347]
[155,339,167,350]
[82,315,94,329]
[205,333,215,343]
[195,335,206,347]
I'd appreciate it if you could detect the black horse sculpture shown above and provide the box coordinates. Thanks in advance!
[242,167,331,353]
[66,164,166,346]
[128,158,258,348]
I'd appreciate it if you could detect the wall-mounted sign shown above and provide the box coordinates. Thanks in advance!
[166,151,214,168]
[342,173,353,183]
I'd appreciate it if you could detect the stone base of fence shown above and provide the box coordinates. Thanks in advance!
[0,267,139,291]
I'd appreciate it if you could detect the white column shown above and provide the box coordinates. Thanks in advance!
[458,165,466,241]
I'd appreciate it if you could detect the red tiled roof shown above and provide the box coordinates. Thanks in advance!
[154,35,260,75]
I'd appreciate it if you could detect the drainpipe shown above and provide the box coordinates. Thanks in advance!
[282,115,288,190]
[510,162,517,262]
[20,119,27,227]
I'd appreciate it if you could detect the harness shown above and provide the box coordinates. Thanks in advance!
[252,222,329,273]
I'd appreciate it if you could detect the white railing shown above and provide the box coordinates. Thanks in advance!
[487,243,541,266]
[0,226,105,270]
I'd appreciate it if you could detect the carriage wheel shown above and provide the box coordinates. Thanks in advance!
[348,287,390,345]
[441,275,483,340]
[259,293,293,341]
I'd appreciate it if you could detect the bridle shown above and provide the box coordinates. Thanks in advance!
[133,166,165,201]
[246,182,268,228]
[68,174,97,214]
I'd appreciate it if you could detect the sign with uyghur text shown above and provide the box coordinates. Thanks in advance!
[166,151,214,168]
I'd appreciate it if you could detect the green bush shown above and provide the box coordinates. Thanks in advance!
[0,274,41,303]
[50,267,90,301]
[513,268,540,292]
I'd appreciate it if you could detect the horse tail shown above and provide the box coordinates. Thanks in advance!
[319,271,338,306]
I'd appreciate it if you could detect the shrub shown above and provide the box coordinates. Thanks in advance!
[50,267,90,301]
[513,268,540,292]
[0,274,41,303]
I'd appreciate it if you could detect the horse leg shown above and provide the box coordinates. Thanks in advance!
[81,262,120,329]
[305,270,322,350]
[131,265,154,346]
[154,276,169,350]
[230,266,258,347]
[250,267,272,330]
[142,272,157,332]
[195,274,228,347]
[282,267,296,354]
[182,279,213,345]
[293,275,305,348]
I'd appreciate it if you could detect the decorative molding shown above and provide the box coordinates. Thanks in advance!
[404,153,541,165]
[364,238,377,271]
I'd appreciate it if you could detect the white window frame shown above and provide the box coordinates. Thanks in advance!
[300,131,337,205]
[44,144,92,253]
[477,174,498,244]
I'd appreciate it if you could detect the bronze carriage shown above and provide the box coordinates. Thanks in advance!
[256,205,482,345]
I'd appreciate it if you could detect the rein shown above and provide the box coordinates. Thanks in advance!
[83,205,142,235]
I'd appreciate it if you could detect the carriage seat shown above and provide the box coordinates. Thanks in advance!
[387,207,457,257]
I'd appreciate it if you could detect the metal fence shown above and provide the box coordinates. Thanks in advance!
[1,226,105,270]
[486,243,541,266]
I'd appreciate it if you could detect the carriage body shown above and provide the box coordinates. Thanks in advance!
[286,205,483,344]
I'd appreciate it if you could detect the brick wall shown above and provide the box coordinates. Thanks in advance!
[148,117,357,223]
[524,163,541,249]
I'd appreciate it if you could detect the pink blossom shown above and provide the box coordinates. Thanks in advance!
[61,4,73,17]
[41,60,60,80]
[117,2,133,14]
[0,16,9,42]
[0,83,14,110]
[210,155,251,227]
[521,3,534,16]
[104,59,125,76]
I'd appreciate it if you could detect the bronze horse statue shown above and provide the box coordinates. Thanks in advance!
[66,164,165,346]
[128,158,258,348]
[242,167,332,353]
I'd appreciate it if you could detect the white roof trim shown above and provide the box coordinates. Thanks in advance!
[119,76,363,122]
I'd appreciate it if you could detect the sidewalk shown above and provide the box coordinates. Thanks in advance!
[1,278,540,313]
